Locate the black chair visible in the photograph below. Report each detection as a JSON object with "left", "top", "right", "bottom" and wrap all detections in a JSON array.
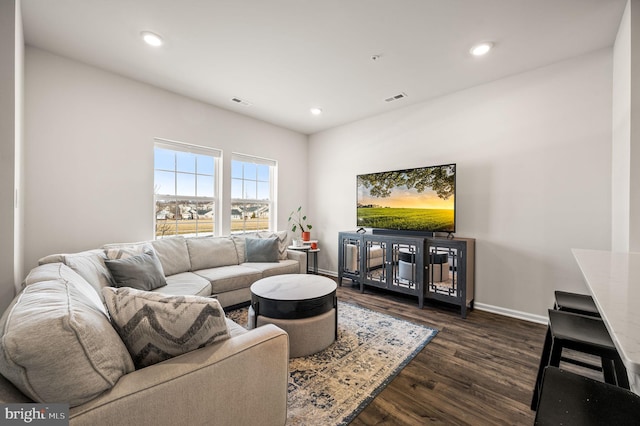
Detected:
[
  {"left": 554, "top": 290, "right": 600, "bottom": 317},
  {"left": 531, "top": 309, "right": 629, "bottom": 410},
  {"left": 535, "top": 366, "right": 640, "bottom": 425}
]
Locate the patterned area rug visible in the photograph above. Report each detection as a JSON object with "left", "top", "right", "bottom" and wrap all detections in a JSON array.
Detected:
[{"left": 226, "top": 301, "right": 438, "bottom": 425}]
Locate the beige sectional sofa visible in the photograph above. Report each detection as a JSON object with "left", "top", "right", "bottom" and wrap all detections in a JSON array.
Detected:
[
  {"left": 40, "top": 233, "right": 306, "bottom": 307},
  {"left": 0, "top": 232, "right": 303, "bottom": 425}
]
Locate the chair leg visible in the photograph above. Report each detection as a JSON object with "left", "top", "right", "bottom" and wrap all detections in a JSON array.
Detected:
[
  {"left": 548, "top": 340, "right": 563, "bottom": 368},
  {"left": 531, "top": 326, "right": 553, "bottom": 410},
  {"left": 614, "top": 357, "right": 630, "bottom": 389},
  {"left": 601, "top": 357, "right": 617, "bottom": 385}
]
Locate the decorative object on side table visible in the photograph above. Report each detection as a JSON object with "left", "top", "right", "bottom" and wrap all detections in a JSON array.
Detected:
[
  {"left": 288, "top": 240, "right": 320, "bottom": 274},
  {"left": 288, "top": 206, "right": 313, "bottom": 241}
]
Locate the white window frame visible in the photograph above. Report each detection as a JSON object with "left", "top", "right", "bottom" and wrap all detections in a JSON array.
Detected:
[
  {"left": 153, "top": 138, "right": 222, "bottom": 238},
  {"left": 230, "top": 153, "right": 277, "bottom": 234}
]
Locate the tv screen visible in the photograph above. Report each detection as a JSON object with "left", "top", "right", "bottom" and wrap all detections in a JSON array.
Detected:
[{"left": 357, "top": 164, "right": 456, "bottom": 233}]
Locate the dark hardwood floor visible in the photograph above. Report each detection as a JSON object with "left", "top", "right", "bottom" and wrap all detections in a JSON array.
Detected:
[{"left": 335, "top": 281, "right": 547, "bottom": 425}]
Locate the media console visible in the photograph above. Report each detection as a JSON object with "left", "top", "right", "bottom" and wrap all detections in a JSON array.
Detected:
[{"left": 337, "top": 231, "right": 475, "bottom": 318}]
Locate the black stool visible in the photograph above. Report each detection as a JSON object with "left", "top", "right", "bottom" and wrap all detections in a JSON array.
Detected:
[
  {"left": 535, "top": 366, "right": 640, "bottom": 425},
  {"left": 554, "top": 291, "right": 600, "bottom": 317},
  {"left": 531, "top": 309, "right": 629, "bottom": 410}
]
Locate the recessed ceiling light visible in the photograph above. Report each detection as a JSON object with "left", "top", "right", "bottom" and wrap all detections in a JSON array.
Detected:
[
  {"left": 470, "top": 42, "right": 493, "bottom": 57},
  {"left": 141, "top": 31, "right": 163, "bottom": 47},
  {"left": 310, "top": 107, "right": 323, "bottom": 115}
]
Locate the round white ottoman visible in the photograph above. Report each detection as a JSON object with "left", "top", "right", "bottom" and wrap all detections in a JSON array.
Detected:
[{"left": 249, "top": 274, "right": 337, "bottom": 358}]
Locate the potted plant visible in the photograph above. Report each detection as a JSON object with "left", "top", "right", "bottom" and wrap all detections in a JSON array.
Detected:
[{"left": 288, "top": 206, "right": 313, "bottom": 241}]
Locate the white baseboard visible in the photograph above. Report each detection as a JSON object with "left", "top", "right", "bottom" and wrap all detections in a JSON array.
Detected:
[
  {"left": 322, "top": 269, "right": 547, "bottom": 324},
  {"left": 317, "top": 269, "right": 337, "bottom": 277},
  {"left": 474, "top": 303, "right": 547, "bottom": 324}
]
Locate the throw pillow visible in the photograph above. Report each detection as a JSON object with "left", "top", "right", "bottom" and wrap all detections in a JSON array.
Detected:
[
  {"left": 231, "top": 232, "right": 258, "bottom": 263},
  {"left": 104, "top": 243, "right": 165, "bottom": 276},
  {"left": 105, "top": 251, "right": 167, "bottom": 291},
  {"left": 258, "top": 231, "right": 290, "bottom": 260},
  {"left": 35, "top": 249, "right": 115, "bottom": 300},
  {"left": 104, "top": 243, "right": 153, "bottom": 259},
  {"left": 245, "top": 237, "right": 279, "bottom": 262},
  {"left": 102, "top": 287, "right": 230, "bottom": 369}
]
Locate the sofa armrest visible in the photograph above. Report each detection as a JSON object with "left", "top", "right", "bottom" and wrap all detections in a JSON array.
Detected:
[
  {"left": 286, "top": 249, "right": 307, "bottom": 274},
  {"left": 69, "top": 324, "right": 289, "bottom": 426}
]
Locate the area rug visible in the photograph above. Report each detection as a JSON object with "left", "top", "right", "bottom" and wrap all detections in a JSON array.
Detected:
[{"left": 226, "top": 301, "right": 438, "bottom": 425}]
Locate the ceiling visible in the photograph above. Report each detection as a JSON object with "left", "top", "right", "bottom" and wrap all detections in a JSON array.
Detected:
[{"left": 21, "top": 0, "right": 627, "bottom": 135}]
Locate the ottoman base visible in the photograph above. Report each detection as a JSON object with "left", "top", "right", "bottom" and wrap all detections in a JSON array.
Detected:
[{"left": 249, "top": 306, "right": 336, "bottom": 358}]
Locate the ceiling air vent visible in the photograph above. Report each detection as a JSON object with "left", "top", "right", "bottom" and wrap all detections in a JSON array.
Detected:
[
  {"left": 384, "top": 92, "right": 407, "bottom": 103},
  {"left": 231, "top": 97, "right": 252, "bottom": 107}
]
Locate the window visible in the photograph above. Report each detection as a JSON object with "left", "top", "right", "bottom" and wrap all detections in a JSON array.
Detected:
[
  {"left": 154, "top": 139, "right": 221, "bottom": 238},
  {"left": 231, "top": 153, "right": 276, "bottom": 233}
]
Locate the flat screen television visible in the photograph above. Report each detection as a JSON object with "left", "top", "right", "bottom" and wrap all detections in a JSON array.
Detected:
[{"left": 357, "top": 163, "right": 456, "bottom": 234}]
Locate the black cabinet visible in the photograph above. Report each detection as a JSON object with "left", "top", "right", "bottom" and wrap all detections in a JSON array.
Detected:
[{"left": 338, "top": 231, "right": 475, "bottom": 318}]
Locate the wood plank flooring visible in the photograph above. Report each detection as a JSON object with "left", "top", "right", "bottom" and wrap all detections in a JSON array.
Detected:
[{"left": 335, "top": 281, "right": 547, "bottom": 425}]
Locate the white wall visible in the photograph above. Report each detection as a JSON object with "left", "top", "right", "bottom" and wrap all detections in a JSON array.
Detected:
[
  {"left": 632, "top": 0, "right": 640, "bottom": 252},
  {"left": 309, "top": 49, "right": 613, "bottom": 318},
  {"left": 0, "top": 0, "right": 23, "bottom": 314},
  {"left": 14, "top": 0, "right": 24, "bottom": 296},
  {"left": 612, "top": 0, "right": 632, "bottom": 252},
  {"left": 612, "top": 0, "right": 640, "bottom": 252},
  {"left": 24, "top": 47, "right": 308, "bottom": 275}
]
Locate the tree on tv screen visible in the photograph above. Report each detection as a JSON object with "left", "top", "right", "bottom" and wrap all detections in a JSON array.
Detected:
[{"left": 358, "top": 165, "right": 455, "bottom": 200}]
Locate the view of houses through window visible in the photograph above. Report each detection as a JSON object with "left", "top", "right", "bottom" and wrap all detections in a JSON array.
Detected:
[
  {"left": 154, "top": 139, "right": 220, "bottom": 238},
  {"left": 231, "top": 154, "right": 276, "bottom": 233}
]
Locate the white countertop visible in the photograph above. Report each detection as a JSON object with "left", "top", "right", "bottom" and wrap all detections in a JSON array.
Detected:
[{"left": 572, "top": 249, "right": 640, "bottom": 391}]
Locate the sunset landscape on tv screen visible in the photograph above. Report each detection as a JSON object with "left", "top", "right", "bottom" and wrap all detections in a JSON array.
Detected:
[{"left": 356, "top": 164, "right": 456, "bottom": 232}]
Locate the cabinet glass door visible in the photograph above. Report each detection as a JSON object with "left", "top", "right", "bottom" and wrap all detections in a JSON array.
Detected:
[
  {"left": 340, "top": 235, "right": 362, "bottom": 275},
  {"left": 390, "top": 242, "right": 420, "bottom": 291},
  {"left": 426, "top": 244, "right": 458, "bottom": 298},
  {"left": 363, "top": 239, "right": 387, "bottom": 286}
]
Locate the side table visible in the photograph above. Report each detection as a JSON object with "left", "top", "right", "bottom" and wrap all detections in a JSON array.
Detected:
[{"left": 287, "top": 245, "right": 320, "bottom": 274}]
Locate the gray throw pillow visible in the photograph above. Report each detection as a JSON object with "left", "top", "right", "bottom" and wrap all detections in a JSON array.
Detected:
[
  {"left": 245, "top": 238, "right": 279, "bottom": 262},
  {"left": 105, "top": 251, "right": 167, "bottom": 291},
  {"left": 102, "top": 287, "right": 230, "bottom": 369},
  {"left": 258, "top": 231, "right": 291, "bottom": 260}
]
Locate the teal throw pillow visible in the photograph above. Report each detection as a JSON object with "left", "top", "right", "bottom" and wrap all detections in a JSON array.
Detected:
[{"left": 245, "top": 238, "right": 279, "bottom": 262}]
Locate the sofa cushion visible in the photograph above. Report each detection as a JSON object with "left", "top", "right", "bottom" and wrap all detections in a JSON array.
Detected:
[
  {"left": 105, "top": 251, "right": 167, "bottom": 291},
  {"left": 195, "top": 265, "right": 262, "bottom": 294},
  {"left": 102, "top": 287, "right": 230, "bottom": 369},
  {"left": 258, "top": 231, "right": 291, "bottom": 260},
  {"left": 0, "top": 263, "right": 134, "bottom": 407},
  {"left": 242, "top": 260, "right": 300, "bottom": 277},
  {"left": 157, "top": 272, "right": 211, "bottom": 297},
  {"left": 245, "top": 238, "right": 279, "bottom": 262},
  {"left": 36, "top": 249, "right": 115, "bottom": 299},
  {"left": 151, "top": 236, "right": 192, "bottom": 276},
  {"left": 186, "top": 237, "right": 239, "bottom": 270}
]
